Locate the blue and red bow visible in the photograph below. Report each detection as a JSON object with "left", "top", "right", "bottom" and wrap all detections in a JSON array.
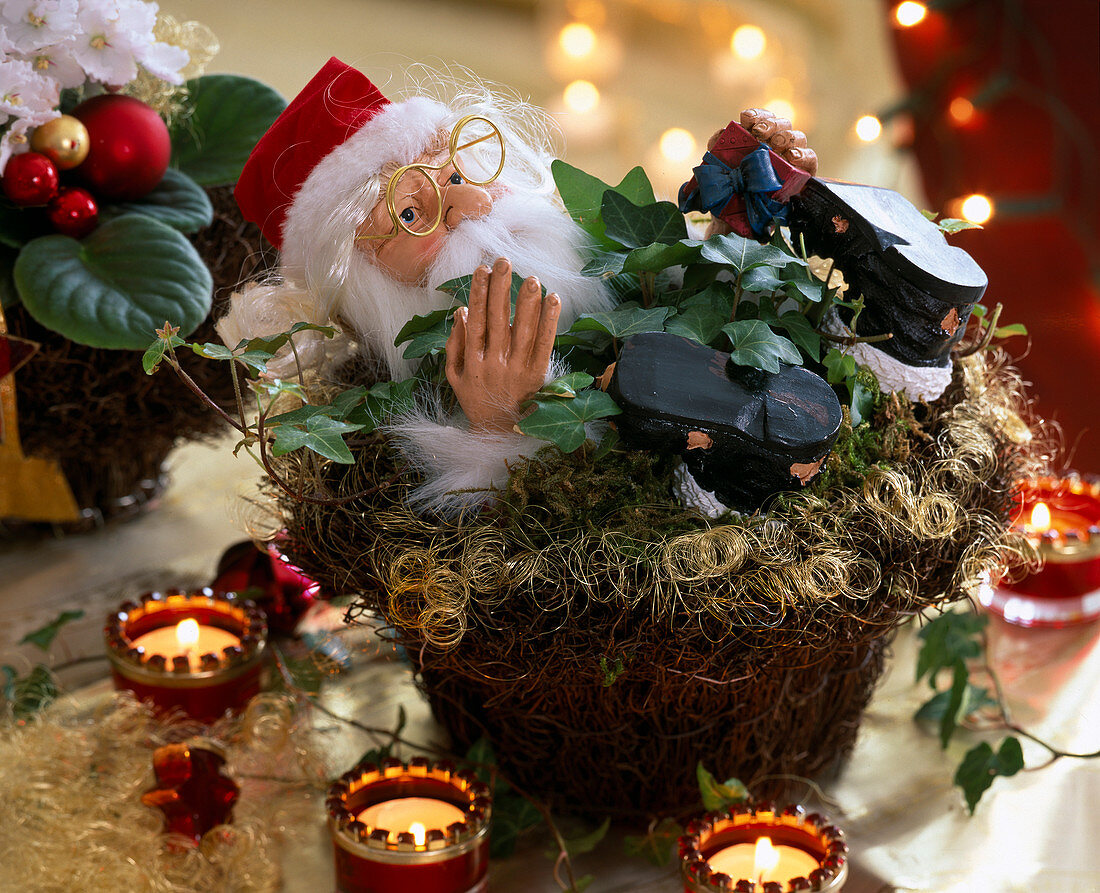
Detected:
[{"left": 679, "top": 146, "right": 789, "bottom": 240}]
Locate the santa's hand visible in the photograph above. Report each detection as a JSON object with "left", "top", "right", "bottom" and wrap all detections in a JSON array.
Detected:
[{"left": 446, "top": 258, "right": 561, "bottom": 433}]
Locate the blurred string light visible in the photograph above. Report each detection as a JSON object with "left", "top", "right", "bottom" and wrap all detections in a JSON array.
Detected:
[
  {"left": 894, "top": 1, "right": 928, "bottom": 27},
  {"left": 559, "top": 22, "right": 597, "bottom": 59},
  {"left": 948, "top": 96, "right": 975, "bottom": 124},
  {"left": 855, "top": 114, "right": 883, "bottom": 142},
  {"left": 959, "top": 193, "right": 994, "bottom": 224},
  {"left": 659, "top": 128, "right": 696, "bottom": 163},
  {"left": 730, "top": 24, "right": 766, "bottom": 60},
  {"left": 563, "top": 79, "right": 600, "bottom": 113}
]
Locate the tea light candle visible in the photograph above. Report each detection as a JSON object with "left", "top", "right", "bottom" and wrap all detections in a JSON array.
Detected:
[
  {"left": 980, "top": 474, "right": 1100, "bottom": 627},
  {"left": 105, "top": 588, "right": 268, "bottom": 722},
  {"left": 680, "top": 801, "right": 848, "bottom": 893},
  {"left": 328, "top": 756, "right": 491, "bottom": 893}
]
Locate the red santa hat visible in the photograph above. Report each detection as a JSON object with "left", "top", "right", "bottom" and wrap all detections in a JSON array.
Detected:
[{"left": 235, "top": 57, "right": 453, "bottom": 264}]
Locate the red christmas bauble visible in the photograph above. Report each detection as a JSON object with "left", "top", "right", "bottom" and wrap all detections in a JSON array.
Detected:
[
  {"left": 71, "top": 94, "right": 171, "bottom": 201},
  {"left": 1, "top": 152, "right": 60, "bottom": 206},
  {"left": 47, "top": 186, "right": 99, "bottom": 238}
]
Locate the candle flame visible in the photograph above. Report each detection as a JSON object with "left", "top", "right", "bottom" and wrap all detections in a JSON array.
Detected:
[
  {"left": 409, "top": 822, "right": 426, "bottom": 846},
  {"left": 754, "top": 836, "right": 780, "bottom": 877},
  {"left": 175, "top": 618, "right": 200, "bottom": 649},
  {"left": 1030, "top": 502, "right": 1051, "bottom": 530}
]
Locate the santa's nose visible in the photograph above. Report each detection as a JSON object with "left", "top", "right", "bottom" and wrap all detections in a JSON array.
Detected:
[{"left": 442, "top": 183, "right": 493, "bottom": 230}]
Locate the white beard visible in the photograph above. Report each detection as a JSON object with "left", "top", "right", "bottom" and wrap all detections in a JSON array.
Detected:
[{"left": 333, "top": 187, "right": 612, "bottom": 380}]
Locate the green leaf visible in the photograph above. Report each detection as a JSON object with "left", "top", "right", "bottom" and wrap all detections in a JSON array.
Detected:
[
  {"left": 601, "top": 191, "right": 687, "bottom": 249},
  {"left": 356, "top": 744, "right": 392, "bottom": 766},
  {"left": 536, "top": 372, "right": 594, "bottom": 399},
  {"left": 850, "top": 378, "right": 875, "bottom": 427},
  {"left": 624, "top": 818, "right": 684, "bottom": 867},
  {"left": 572, "top": 876, "right": 595, "bottom": 893},
  {"left": 19, "top": 609, "right": 84, "bottom": 651},
  {"left": 3, "top": 664, "right": 58, "bottom": 720},
  {"left": 699, "top": 232, "right": 790, "bottom": 275},
  {"left": 171, "top": 75, "right": 287, "bottom": 186},
  {"left": 621, "top": 239, "right": 702, "bottom": 274},
  {"left": 739, "top": 265, "right": 784, "bottom": 294},
  {"left": 551, "top": 160, "right": 655, "bottom": 247},
  {"left": 142, "top": 329, "right": 186, "bottom": 374},
  {"left": 349, "top": 379, "right": 418, "bottom": 431},
  {"left": 993, "top": 323, "right": 1028, "bottom": 338},
  {"left": 99, "top": 168, "right": 213, "bottom": 233},
  {"left": 664, "top": 285, "right": 733, "bottom": 346},
  {"left": 253, "top": 377, "right": 308, "bottom": 404},
  {"left": 518, "top": 389, "right": 622, "bottom": 452},
  {"left": 581, "top": 250, "right": 629, "bottom": 278},
  {"left": 237, "top": 321, "right": 337, "bottom": 356},
  {"left": 954, "top": 737, "right": 1024, "bottom": 814},
  {"left": 777, "top": 261, "right": 827, "bottom": 303},
  {"left": 394, "top": 307, "right": 454, "bottom": 359},
  {"left": 490, "top": 794, "right": 542, "bottom": 858},
  {"left": 774, "top": 310, "right": 821, "bottom": 362},
  {"left": 14, "top": 215, "right": 212, "bottom": 349},
  {"left": 696, "top": 762, "right": 749, "bottom": 811},
  {"left": 823, "top": 349, "right": 857, "bottom": 385},
  {"left": 915, "top": 684, "right": 996, "bottom": 722},
  {"left": 265, "top": 404, "right": 332, "bottom": 428},
  {"left": 722, "top": 319, "right": 803, "bottom": 373},
  {"left": 547, "top": 817, "right": 611, "bottom": 860},
  {"left": 434, "top": 270, "right": 543, "bottom": 308},
  {"left": 936, "top": 217, "right": 983, "bottom": 235},
  {"left": 920, "top": 209, "right": 938, "bottom": 221},
  {"left": 271, "top": 415, "right": 364, "bottom": 464},
  {"left": 591, "top": 425, "right": 620, "bottom": 461},
  {"left": 915, "top": 610, "right": 988, "bottom": 687},
  {"left": 599, "top": 655, "right": 626, "bottom": 687},
  {"left": 194, "top": 341, "right": 275, "bottom": 374},
  {"left": 939, "top": 660, "right": 970, "bottom": 748},
  {"left": 571, "top": 306, "right": 672, "bottom": 340}
]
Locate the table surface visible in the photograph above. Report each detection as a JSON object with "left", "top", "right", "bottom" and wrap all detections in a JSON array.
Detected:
[{"left": 2, "top": 438, "right": 1098, "bottom": 893}]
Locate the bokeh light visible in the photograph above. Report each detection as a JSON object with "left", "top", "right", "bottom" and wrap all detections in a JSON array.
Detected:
[
  {"left": 559, "top": 22, "right": 597, "bottom": 58},
  {"left": 563, "top": 79, "right": 600, "bottom": 114},
  {"left": 960, "top": 193, "right": 994, "bottom": 224},
  {"left": 855, "top": 115, "right": 883, "bottom": 142},
  {"left": 731, "top": 25, "right": 767, "bottom": 60},
  {"left": 659, "top": 128, "right": 697, "bottom": 163},
  {"left": 894, "top": 2, "right": 928, "bottom": 27}
]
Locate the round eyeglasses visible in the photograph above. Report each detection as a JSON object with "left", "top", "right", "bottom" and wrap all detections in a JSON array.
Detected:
[{"left": 357, "top": 114, "right": 506, "bottom": 241}]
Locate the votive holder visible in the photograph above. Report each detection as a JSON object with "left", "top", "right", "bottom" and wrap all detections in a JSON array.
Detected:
[
  {"left": 327, "top": 756, "right": 492, "bottom": 893},
  {"left": 105, "top": 588, "right": 268, "bottom": 722},
  {"left": 679, "top": 802, "right": 848, "bottom": 893}
]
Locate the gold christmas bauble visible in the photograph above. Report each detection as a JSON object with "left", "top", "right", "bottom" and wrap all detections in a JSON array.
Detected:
[{"left": 30, "top": 115, "right": 91, "bottom": 170}]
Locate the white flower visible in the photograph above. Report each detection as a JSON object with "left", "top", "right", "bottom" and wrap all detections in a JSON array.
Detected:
[
  {"left": 17, "top": 41, "right": 86, "bottom": 89},
  {"left": 135, "top": 33, "right": 188, "bottom": 84},
  {"left": 1, "top": 115, "right": 33, "bottom": 173},
  {"left": 0, "top": 0, "right": 79, "bottom": 54},
  {"left": 0, "top": 56, "right": 60, "bottom": 121},
  {"left": 73, "top": 2, "right": 142, "bottom": 85}
]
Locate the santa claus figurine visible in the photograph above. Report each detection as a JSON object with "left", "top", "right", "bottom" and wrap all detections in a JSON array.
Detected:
[{"left": 219, "top": 58, "right": 612, "bottom": 516}]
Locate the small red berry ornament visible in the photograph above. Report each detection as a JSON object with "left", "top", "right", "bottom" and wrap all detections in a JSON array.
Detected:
[
  {"left": 2, "top": 152, "right": 60, "bottom": 206},
  {"left": 72, "top": 94, "right": 171, "bottom": 201},
  {"left": 47, "top": 186, "right": 99, "bottom": 238}
]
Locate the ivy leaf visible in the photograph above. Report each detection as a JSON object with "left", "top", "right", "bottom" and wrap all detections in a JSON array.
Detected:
[
  {"left": 551, "top": 160, "right": 655, "bottom": 247},
  {"left": 142, "top": 329, "right": 187, "bottom": 374},
  {"left": 591, "top": 425, "right": 619, "bottom": 461},
  {"left": 774, "top": 310, "right": 821, "bottom": 362},
  {"left": 739, "top": 265, "right": 784, "bottom": 294},
  {"left": 664, "top": 284, "right": 734, "bottom": 346},
  {"left": 920, "top": 209, "right": 938, "bottom": 221},
  {"left": 699, "top": 232, "right": 790, "bottom": 275},
  {"left": 850, "top": 378, "right": 876, "bottom": 427},
  {"left": 99, "top": 168, "right": 213, "bottom": 233},
  {"left": 394, "top": 307, "right": 454, "bottom": 359},
  {"left": 938, "top": 660, "right": 971, "bottom": 748},
  {"left": 622, "top": 239, "right": 702, "bottom": 274},
  {"left": 535, "top": 372, "right": 594, "bottom": 399},
  {"left": 236, "top": 322, "right": 337, "bottom": 356},
  {"left": 915, "top": 684, "right": 997, "bottom": 722},
  {"left": 994, "top": 323, "right": 1028, "bottom": 338},
  {"left": 915, "top": 610, "right": 988, "bottom": 687},
  {"left": 601, "top": 191, "right": 688, "bottom": 249},
  {"left": 624, "top": 818, "right": 684, "bottom": 867},
  {"left": 518, "top": 389, "right": 622, "bottom": 452},
  {"left": 722, "top": 319, "right": 803, "bottom": 373},
  {"left": 599, "top": 655, "right": 626, "bottom": 687},
  {"left": 778, "top": 261, "right": 827, "bottom": 303},
  {"left": 696, "top": 762, "right": 749, "bottom": 811},
  {"left": 955, "top": 737, "right": 1024, "bottom": 814},
  {"left": 490, "top": 795, "right": 543, "bottom": 858},
  {"left": 14, "top": 215, "right": 212, "bottom": 349},
  {"left": 936, "top": 217, "right": 983, "bottom": 235},
  {"left": 348, "top": 379, "right": 418, "bottom": 431},
  {"left": 2, "top": 664, "right": 58, "bottom": 720},
  {"left": 546, "top": 817, "right": 610, "bottom": 860},
  {"left": 570, "top": 306, "right": 672, "bottom": 340},
  {"left": 356, "top": 744, "right": 392, "bottom": 766},
  {"left": 823, "top": 349, "right": 857, "bottom": 385},
  {"left": 271, "top": 415, "right": 364, "bottom": 463},
  {"left": 265, "top": 404, "right": 332, "bottom": 428},
  {"left": 194, "top": 341, "right": 275, "bottom": 374},
  {"left": 581, "top": 250, "right": 628, "bottom": 278},
  {"left": 170, "top": 74, "right": 287, "bottom": 186},
  {"left": 19, "top": 609, "right": 84, "bottom": 651}
]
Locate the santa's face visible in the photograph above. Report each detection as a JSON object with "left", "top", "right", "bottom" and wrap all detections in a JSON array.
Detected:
[{"left": 354, "top": 151, "right": 495, "bottom": 285}]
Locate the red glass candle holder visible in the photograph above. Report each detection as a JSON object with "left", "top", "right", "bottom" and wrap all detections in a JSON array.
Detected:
[
  {"left": 141, "top": 738, "right": 240, "bottom": 844},
  {"left": 105, "top": 588, "right": 268, "bottom": 722},
  {"left": 679, "top": 802, "right": 848, "bottom": 893},
  {"left": 327, "top": 756, "right": 492, "bottom": 893},
  {"left": 981, "top": 474, "right": 1100, "bottom": 627}
]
